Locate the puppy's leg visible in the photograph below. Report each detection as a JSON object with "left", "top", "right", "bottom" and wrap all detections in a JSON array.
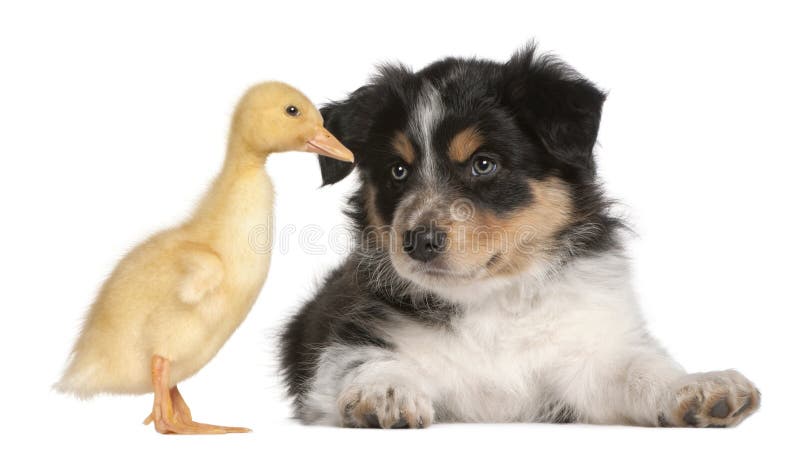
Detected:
[
  {"left": 570, "top": 343, "right": 760, "bottom": 427},
  {"left": 299, "top": 344, "right": 435, "bottom": 428}
]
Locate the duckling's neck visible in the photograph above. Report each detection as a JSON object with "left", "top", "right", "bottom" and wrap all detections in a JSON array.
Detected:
[
  {"left": 222, "top": 135, "right": 270, "bottom": 173},
  {"left": 190, "top": 137, "right": 274, "bottom": 236}
]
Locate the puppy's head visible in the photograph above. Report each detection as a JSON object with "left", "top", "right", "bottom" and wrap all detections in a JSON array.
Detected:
[{"left": 320, "top": 46, "right": 614, "bottom": 292}]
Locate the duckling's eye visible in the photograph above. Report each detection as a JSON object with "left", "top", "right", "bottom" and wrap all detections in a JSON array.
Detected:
[
  {"left": 471, "top": 155, "right": 497, "bottom": 176},
  {"left": 390, "top": 163, "right": 409, "bottom": 181},
  {"left": 285, "top": 105, "right": 300, "bottom": 117}
]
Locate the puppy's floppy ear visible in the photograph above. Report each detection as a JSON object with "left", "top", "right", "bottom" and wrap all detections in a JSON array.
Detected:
[
  {"left": 319, "top": 65, "right": 413, "bottom": 186},
  {"left": 502, "top": 44, "right": 606, "bottom": 174},
  {"left": 318, "top": 101, "right": 356, "bottom": 186},
  {"left": 318, "top": 83, "right": 389, "bottom": 186}
]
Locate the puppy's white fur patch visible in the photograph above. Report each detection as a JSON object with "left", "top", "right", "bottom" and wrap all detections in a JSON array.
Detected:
[
  {"left": 408, "top": 82, "right": 443, "bottom": 184},
  {"left": 300, "top": 252, "right": 693, "bottom": 425}
]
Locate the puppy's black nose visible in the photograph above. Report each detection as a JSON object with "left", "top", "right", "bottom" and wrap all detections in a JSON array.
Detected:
[{"left": 402, "top": 225, "right": 447, "bottom": 262}]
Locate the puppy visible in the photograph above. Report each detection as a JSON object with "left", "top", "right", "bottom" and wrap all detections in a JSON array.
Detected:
[{"left": 279, "top": 45, "right": 760, "bottom": 428}]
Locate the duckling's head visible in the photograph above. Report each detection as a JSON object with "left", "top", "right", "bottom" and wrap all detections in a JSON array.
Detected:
[{"left": 230, "top": 81, "right": 353, "bottom": 162}]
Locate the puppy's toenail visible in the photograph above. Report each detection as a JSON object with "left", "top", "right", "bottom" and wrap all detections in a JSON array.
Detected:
[
  {"left": 364, "top": 413, "right": 380, "bottom": 428},
  {"left": 710, "top": 399, "right": 730, "bottom": 418},
  {"left": 683, "top": 408, "right": 699, "bottom": 426},
  {"left": 733, "top": 397, "right": 752, "bottom": 417},
  {"left": 391, "top": 417, "right": 409, "bottom": 428}
]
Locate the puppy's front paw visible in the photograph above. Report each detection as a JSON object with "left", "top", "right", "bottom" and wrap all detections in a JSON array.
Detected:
[
  {"left": 337, "top": 383, "right": 434, "bottom": 429},
  {"left": 663, "top": 370, "right": 760, "bottom": 428}
]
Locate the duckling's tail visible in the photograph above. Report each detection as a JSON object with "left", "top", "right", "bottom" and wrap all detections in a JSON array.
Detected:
[{"left": 54, "top": 358, "right": 102, "bottom": 399}]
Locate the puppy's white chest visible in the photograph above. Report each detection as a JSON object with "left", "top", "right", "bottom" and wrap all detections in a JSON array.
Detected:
[{"left": 390, "top": 303, "right": 561, "bottom": 421}]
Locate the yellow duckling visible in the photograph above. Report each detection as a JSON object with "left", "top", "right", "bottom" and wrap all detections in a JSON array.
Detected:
[{"left": 56, "top": 82, "right": 353, "bottom": 434}]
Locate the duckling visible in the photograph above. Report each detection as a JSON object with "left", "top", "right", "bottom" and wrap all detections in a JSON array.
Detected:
[{"left": 56, "top": 81, "right": 353, "bottom": 434}]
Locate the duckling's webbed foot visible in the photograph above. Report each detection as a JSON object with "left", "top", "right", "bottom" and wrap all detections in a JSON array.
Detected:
[{"left": 144, "top": 355, "right": 251, "bottom": 435}]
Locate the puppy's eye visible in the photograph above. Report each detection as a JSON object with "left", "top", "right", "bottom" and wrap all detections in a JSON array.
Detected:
[
  {"left": 390, "top": 163, "right": 409, "bottom": 181},
  {"left": 471, "top": 155, "right": 497, "bottom": 176},
  {"left": 285, "top": 105, "right": 300, "bottom": 117}
]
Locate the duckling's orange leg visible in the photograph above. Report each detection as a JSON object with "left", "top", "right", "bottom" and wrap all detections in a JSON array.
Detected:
[
  {"left": 143, "top": 355, "right": 251, "bottom": 434},
  {"left": 142, "top": 387, "right": 191, "bottom": 425}
]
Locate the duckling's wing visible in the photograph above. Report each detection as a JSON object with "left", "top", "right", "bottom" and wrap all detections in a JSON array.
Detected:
[{"left": 177, "top": 242, "right": 224, "bottom": 304}]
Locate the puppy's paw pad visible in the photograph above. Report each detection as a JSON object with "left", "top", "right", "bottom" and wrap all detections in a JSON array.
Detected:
[
  {"left": 666, "top": 370, "right": 760, "bottom": 428},
  {"left": 337, "top": 384, "right": 434, "bottom": 429},
  {"left": 709, "top": 399, "right": 730, "bottom": 418}
]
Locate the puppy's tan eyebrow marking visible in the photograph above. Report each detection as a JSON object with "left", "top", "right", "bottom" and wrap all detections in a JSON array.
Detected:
[
  {"left": 448, "top": 126, "right": 484, "bottom": 163},
  {"left": 392, "top": 132, "right": 415, "bottom": 164}
]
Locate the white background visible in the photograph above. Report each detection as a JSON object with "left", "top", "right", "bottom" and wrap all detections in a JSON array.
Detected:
[{"left": 1, "top": 1, "right": 798, "bottom": 449}]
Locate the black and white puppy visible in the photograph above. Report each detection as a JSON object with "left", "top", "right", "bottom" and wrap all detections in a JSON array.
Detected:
[{"left": 279, "top": 45, "right": 760, "bottom": 428}]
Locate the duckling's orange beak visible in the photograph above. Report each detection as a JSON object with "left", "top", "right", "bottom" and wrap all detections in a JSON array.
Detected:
[{"left": 304, "top": 127, "right": 354, "bottom": 163}]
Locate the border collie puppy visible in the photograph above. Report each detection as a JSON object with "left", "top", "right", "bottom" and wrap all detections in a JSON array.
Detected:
[{"left": 279, "top": 45, "right": 760, "bottom": 428}]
